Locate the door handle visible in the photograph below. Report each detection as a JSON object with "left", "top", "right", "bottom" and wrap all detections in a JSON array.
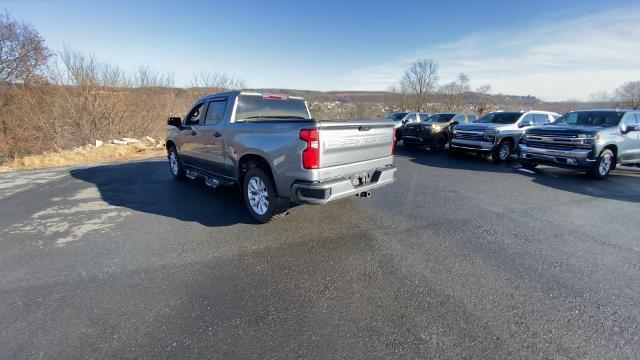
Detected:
[{"left": 213, "top": 132, "right": 221, "bottom": 138}]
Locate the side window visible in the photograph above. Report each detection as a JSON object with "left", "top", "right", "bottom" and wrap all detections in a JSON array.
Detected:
[
  {"left": 451, "top": 114, "right": 465, "bottom": 123},
  {"left": 468, "top": 115, "right": 477, "bottom": 123},
  {"left": 204, "top": 99, "right": 228, "bottom": 126},
  {"left": 404, "top": 113, "right": 417, "bottom": 123},
  {"left": 533, "top": 114, "right": 549, "bottom": 126},
  {"left": 185, "top": 103, "right": 204, "bottom": 126},
  {"left": 623, "top": 113, "right": 637, "bottom": 127},
  {"left": 635, "top": 113, "right": 640, "bottom": 124},
  {"left": 419, "top": 113, "right": 430, "bottom": 121},
  {"left": 521, "top": 114, "right": 535, "bottom": 126}
]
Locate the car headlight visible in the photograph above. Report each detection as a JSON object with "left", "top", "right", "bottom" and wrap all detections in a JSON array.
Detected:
[
  {"left": 577, "top": 133, "right": 599, "bottom": 140},
  {"left": 485, "top": 129, "right": 499, "bottom": 135},
  {"left": 432, "top": 125, "right": 442, "bottom": 132}
]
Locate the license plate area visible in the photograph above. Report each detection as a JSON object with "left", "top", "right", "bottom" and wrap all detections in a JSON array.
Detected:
[{"left": 352, "top": 171, "right": 372, "bottom": 186}]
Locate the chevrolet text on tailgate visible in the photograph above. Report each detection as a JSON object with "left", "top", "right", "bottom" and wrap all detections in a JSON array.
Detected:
[{"left": 166, "top": 91, "right": 397, "bottom": 223}]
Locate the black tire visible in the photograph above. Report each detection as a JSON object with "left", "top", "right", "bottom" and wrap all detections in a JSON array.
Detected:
[
  {"left": 587, "top": 149, "right": 614, "bottom": 179},
  {"left": 520, "top": 162, "right": 538, "bottom": 171},
  {"left": 167, "top": 145, "right": 186, "bottom": 180},
  {"left": 430, "top": 136, "right": 447, "bottom": 153},
  {"left": 492, "top": 140, "right": 513, "bottom": 163},
  {"left": 243, "top": 167, "right": 290, "bottom": 223}
]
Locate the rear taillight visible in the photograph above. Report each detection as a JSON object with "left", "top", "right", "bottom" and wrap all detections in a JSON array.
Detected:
[
  {"left": 300, "top": 129, "right": 320, "bottom": 169},
  {"left": 391, "top": 129, "right": 396, "bottom": 155}
]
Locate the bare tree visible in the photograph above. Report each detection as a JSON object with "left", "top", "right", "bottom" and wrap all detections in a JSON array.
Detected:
[
  {"left": 133, "top": 65, "right": 174, "bottom": 88},
  {"left": 471, "top": 84, "right": 495, "bottom": 116},
  {"left": 0, "top": 12, "right": 52, "bottom": 157},
  {"left": 589, "top": 91, "right": 611, "bottom": 103},
  {"left": 398, "top": 59, "right": 439, "bottom": 111},
  {"left": 439, "top": 72, "right": 470, "bottom": 112},
  {"left": 0, "top": 11, "right": 52, "bottom": 84},
  {"left": 615, "top": 81, "right": 640, "bottom": 109}
]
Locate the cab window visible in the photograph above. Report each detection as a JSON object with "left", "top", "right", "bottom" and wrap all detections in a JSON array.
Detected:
[
  {"left": 185, "top": 103, "right": 204, "bottom": 126},
  {"left": 521, "top": 114, "right": 535, "bottom": 125},
  {"left": 204, "top": 99, "right": 228, "bottom": 126},
  {"left": 404, "top": 113, "right": 417, "bottom": 123},
  {"left": 533, "top": 114, "right": 550, "bottom": 126},
  {"left": 451, "top": 114, "right": 466, "bottom": 124},
  {"left": 623, "top": 113, "right": 637, "bottom": 127}
]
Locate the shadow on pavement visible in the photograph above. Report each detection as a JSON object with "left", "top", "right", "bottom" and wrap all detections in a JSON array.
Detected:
[
  {"left": 70, "top": 160, "right": 254, "bottom": 226},
  {"left": 396, "top": 144, "right": 640, "bottom": 204}
]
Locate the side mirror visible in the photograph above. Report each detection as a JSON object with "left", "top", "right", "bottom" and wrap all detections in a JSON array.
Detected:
[
  {"left": 168, "top": 116, "right": 182, "bottom": 127},
  {"left": 451, "top": 121, "right": 459, "bottom": 126},
  {"left": 519, "top": 119, "right": 533, "bottom": 128},
  {"left": 401, "top": 119, "right": 408, "bottom": 124}
]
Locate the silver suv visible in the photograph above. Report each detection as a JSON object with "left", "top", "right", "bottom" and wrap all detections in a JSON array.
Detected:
[{"left": 450, "top": 110, "right": 559, "bottom": 162}]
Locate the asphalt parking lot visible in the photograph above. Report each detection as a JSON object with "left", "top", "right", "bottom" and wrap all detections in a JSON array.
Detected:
[{"left": 1, "top": 147, "right": 639, "bottom": 359}]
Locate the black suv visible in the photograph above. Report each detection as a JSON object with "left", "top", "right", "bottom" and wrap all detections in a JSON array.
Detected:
[{"left": 402, "top": 113, "right": 477, "bottom": 152}]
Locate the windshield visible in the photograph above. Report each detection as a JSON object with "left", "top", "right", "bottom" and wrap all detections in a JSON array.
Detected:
[
  {"left": 552, "top": 111, "right": 624, "bottom": 127},
  {"left": 425, "top": 114, "right": 455, "bottom": 123},
  {"left": 385, "top": 112, "right": 408, "bottom": 121},
  {"left": 476, "top": 112, "right": 523, "bottom": 124},
  {"left": 235, "top": 95, "right": 310, "bottom": 121}
]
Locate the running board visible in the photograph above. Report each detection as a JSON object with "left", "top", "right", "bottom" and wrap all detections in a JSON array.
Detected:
[{"left": 185, "top": 169, "right": 233, "bottom": 188}]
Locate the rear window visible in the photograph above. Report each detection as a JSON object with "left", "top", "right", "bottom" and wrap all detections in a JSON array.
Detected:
[{"left": 234, "top": 95, "right": 310, "bottom": 121}]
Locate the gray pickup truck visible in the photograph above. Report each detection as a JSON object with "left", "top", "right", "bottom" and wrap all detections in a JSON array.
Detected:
[
  {"left": 451, "top": 110, "right": 559, "bottom": 162},
  {"left": 519, "top": 109, "right": 640, "bottom": 178},
  {"left": 166, "top": 91, "right": 397, "bottom": 222}
]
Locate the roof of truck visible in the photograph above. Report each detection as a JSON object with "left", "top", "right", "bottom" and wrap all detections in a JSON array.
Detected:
[{"left": 197, "top": 90, "right": 305, "bottom": 102}]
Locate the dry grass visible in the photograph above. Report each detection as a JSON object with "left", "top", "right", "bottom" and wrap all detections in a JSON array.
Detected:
[{"left": 0, "top": 141, "right": 166, "bottom": 172}]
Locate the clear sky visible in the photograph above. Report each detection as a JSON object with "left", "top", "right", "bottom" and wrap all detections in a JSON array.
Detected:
[{"left": 4, "top": 0, "right": 640, "bottom": 101}]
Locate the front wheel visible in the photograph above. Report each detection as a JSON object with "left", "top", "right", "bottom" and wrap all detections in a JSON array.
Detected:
[
  {"left": 243, "top": 167, "right": 289, "bottom": 223},
  {"left": 167, "top": 146, "right": 186, "bottom": 180},
  {"left": 492, "top": 140, "right": 513, "bottom": 163},
  {"left": 587, "top": 149, "right": 614, "bottom": 179},
  {"left": 520, "top": 162, "right": 538, "bottom": 171},
  {"left": 430, "top": 136, "right": 447, "bottom": 153}
]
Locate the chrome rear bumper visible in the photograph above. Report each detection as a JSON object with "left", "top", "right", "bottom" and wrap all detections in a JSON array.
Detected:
[{"left": 290, "top": 166, "right": 397, "bottom": 205}]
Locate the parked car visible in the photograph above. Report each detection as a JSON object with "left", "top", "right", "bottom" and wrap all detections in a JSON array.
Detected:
[
  {"left": 385, "top": 112, "right": 432, "bottom": 143},
  {"left": 519, "top": 109, "right": 640, "bottom": 178},
  {"left": 167, "top": 91, "right": 397, "bottom": 222},
  {"left": 402, "top": 113, "right": 477, "bottom": 152},
  {"left": 450, "top": 110, "right": 560, "bottom": 162}
]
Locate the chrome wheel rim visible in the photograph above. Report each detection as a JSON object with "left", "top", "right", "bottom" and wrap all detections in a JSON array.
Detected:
[
  {"left": 500, "top": 144, "right": 511, "bottom": 160},
  {"left": 247, "top": 176, "right": 269, "bottom": 215},
  {"left": 599, "top": 154, "right": 612, "bottom": 175},
  {"left": 169, "top": 152, "right": 178, "bottom": 175}
]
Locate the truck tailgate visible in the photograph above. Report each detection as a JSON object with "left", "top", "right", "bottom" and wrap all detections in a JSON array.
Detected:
[{"left": 318, "top": 121, "right": 394, "bottom": 168}]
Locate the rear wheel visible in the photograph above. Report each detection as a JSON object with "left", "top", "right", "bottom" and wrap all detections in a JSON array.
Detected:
[
  {"left": 243, "top": 167, "right": 289, "bottom": 223},
  {"left": 492, "top": 140, "right": 513, "bottom": 163},
  {"left": 587, "top": 149, "right": 614, "bottom": 179}
]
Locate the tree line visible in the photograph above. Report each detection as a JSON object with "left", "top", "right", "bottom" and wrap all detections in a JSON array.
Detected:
[
  {"left": 0, "top": 12, "right": 245, "bottom": 159},
  {"left": 1, "top": 12, "right": 639, "bottom": 159}
]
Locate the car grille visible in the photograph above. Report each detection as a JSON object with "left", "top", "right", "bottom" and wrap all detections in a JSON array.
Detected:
[
  {"left": 525, "top": 133, "right": 592, "bottom": 150},
  {"left": 525, "top": 142, "right": 576, "bottom": 150},
  {"left": 453, "top": 132, "right": 485, "bottom": 141},
  {"left": 403, "top": 128, "right": 420, "bottom": 137}
]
